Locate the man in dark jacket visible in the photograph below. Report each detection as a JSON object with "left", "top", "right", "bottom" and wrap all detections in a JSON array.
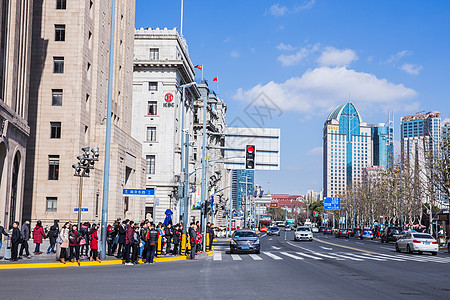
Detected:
[
  {"left": 207, "top": 223, "right": 215, "bottom": 251},
  {"left": 124, "top": 220, "right": 134, "bottom": 265},
  {"left": 11, "top": 221, "right": 21, "bottom": 261},
  {"left": 19, "top": 220, "right": 31, "bottom": 258},
  {"left": 164, "top": 224, "right": 173, "bottom": 255},
  {"left": 116, "top": 220, "right": 127, "bottom": 258},
  {"left": 0, "top": 221, "right": 10, "bottom": 259},
  {"left": 172, "top": 224, "right": 181, "bottom": 255},
  {"left": 146, "top": 223, "right": 159, "bottom": 263},
  {"left": 189, "top": 223, "right": 197, "bottom": 259}
]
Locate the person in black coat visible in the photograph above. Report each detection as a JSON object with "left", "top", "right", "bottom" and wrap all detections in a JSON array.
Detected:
[
  {"left": 164, "top": 224, "right": 173, "bottom": 255},
  {"left": 46, "top": 220, "right": 59, "bottom": 254},
  {"left": 172, "top": 224, "right": 181, "bottom": 255},
  {"left": 11, "top": 222, "right": 21, "bottom": 261},
  {"left": 188, "top": 223, "right": 197, "bottom": 259},
  {"left": 116, "top": 220, "right": 127, "bottom": 258}
]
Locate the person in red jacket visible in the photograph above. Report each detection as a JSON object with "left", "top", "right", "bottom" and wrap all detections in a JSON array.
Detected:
[
  {"left": 124, "top": 220, "right": 134, "bottom": 265},
  {"left": 89, "top": 223, "right": 100, "bottom": 262},
  {"left": 33, "top": 221, "right": 46, "bottom": 255}
]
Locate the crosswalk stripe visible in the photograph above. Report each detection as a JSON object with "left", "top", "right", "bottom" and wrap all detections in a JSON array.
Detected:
[
  {"left": 280, "top": 252, "right": 304, "bottom": 260},
  {"left": 329, "top": 253, "right": 364, "bottom": 261},
  {"left": 295, "top": 252, "right": 323, "bottom": 260},
  {"left": 231, "top": 254, "right": 242, "bottom": 261},
  {"left": 345, "top": 253, "right": 385, "bottom": 261},
  {"left": 249, "top": 254, "right": 263, "bottom": 261},
  {"left": 263, "top": 252, "right": 283, "bottom": 260},
  {"left": 396, "top": 255, "right": 450, "bottom": 263},
  {"left": 213, "top": 252, "right": 222, "bottom": 261},
  {"left": 360, "top": 253, "right": 405, "bottom": 262},
  {"left": 313, "top": 252, "right": 345, "bottom": 260}
]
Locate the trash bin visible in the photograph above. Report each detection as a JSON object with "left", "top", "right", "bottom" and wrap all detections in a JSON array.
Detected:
[{"left": 4, "top": 237, "right": 11, "bottom": 260}]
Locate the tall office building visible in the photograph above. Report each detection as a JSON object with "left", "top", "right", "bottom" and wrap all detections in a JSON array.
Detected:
[
  {"left": 442, "top": 121, "right": 450, "bottom": 143},
  {"left": 24, "top": 1, "right": 144, "bottom": 225},
  {"left": 323, "top": 103, "right": 372, "bottom": 198},
  {"left": 0, "top": 1, "right": 33, "bottom": 229},
  {"left": 370, "top": 122, "right": 394, "bottom": 169},
  {"left": 231, "top": 169, "right": 254, "bottom": 212}
]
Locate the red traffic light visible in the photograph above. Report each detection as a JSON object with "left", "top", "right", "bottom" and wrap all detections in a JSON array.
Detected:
[{"left": 247, "top": 146, "right": 254, "bottom": 153}]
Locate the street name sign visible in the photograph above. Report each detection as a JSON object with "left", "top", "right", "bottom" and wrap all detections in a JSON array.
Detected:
[
  {"left": 324, "top": 197, "right": 340, "bottom": 210},
  {"left": 123, "top": 189, "right": 155, "bottom": 196}
]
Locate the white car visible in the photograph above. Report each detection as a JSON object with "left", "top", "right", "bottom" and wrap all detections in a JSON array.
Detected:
[
  {"left": 294, "top": 226, "right": 313, "bottom": 241},
  {"left": 311, "top": 227, "right": 319, "bottom": 233},
  {"left": 395, "top": 232, "right": 438, "bottom": 255}
]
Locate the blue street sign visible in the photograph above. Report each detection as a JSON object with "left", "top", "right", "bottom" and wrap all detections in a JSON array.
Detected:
[
  {"left": 324, "top": 197, "right": 341, "bottom": 210},
  {"left": 210, "top": 195, "right": 214, "bottom": 210},
  {"left": 74, "top": 208, "right": 88, "bottom": 212},
  {"left": 123, "top": 189, "right": 154, "bottom": 196}
]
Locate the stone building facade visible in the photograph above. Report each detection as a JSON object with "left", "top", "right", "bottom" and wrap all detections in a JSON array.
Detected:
[
  {"left": 24, "top": 0, "right": 145, "bottom": 226},
  {"left": 0, "top": 0, "right": 33, "bottom": 229}
]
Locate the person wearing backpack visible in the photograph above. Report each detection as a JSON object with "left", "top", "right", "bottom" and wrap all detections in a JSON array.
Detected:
[
  {"left": 10, "top": 221, "right": 21, "bottom": 262},
  {"left": 32, "top": 221, "right": 46, "bottom": 255},
  {"left": 140, "top": 222, "right": 149, "bottom": 259},
  {"left": 19, "top": 220, "right": 31, "bottom": 259},
  {"left": 146, "top": 223, "right": 158, "bottom": 264},
  {"left": 46, "top": 220, "right": 59, "bottom": 254}
]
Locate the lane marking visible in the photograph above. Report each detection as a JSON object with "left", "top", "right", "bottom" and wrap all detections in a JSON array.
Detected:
[
  {"left": 320, "top": 246, "right": 333, "bottom": 251},
  {"left": 355, "top": 242, "right": 364, "bottom": 245},
  {"left": 380, "top": 246, "right": 393, "bottom": 250},
  {"left": 268, "top": 238, "right": 273, "bottom": 241},
  {"left": 329, "top": 253, "right": 364, "bottom": 261},
  {"left": 314, "top": 237, "right": 374, "bottom": 254},
  {"left": 313, "top": 252, "right": 345, "bottom": 260},
  {"left": 249, "top": 254, "right": 263, "bottom": 261},
  {"left": 259, "top": 234, "right": 267, "bottom": 238},
  {"left": 263, "top": 252, "right": 283, "bottom": 260},
  {"left": 280, "top": 252, "right": 304, "bottom": 260},
  {"left": 271, "top": 246, "right": 281, "bottom": 250},
  {"left": 345, "top": 253, "right": 385, "bottom": 261},
  {"left": 360, "top": 253, "right": 405, "bottom": 262},
  {"left": 213, "top": 252, "right": 222, "bottom": 261},
  {"left": 231, "top": 254, "right": 242, "bottom": 261},
  {"left": 295, "top": 252, "right": 323, "bottom": 260}
]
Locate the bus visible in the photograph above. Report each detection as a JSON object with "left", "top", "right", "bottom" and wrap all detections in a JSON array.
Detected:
[
  {"left": 285, "top": 219, "right": 295, "bottom": 230},
  {"left": 259, "top": 215, "right": 272, "bottom": 232}
]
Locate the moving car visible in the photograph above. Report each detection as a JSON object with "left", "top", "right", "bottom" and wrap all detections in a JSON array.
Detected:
[
  {"left": 381, "top": 227, "right": 402, "bottom": 243},
  {"left": 294, "top": 226, "right": 313, "bottom": 241},
  {"left": 319, "top": 226, "right": 325, "bottom": 233},
  {"left": 360, "top": 228, "right": 373, "bottom": 240},
  {"left": 395, "top": 232, "right": 438, "bottom": 255},
  {"left": 350, "top": 228, "right": 362, "bottom": 238},
  {"left": 311, "top": 227, "right": 319, "bottom": 233},
  {"left": 267, "top": 226, "right": 281, "bottom": 236},
  {"left": 335, "top": 228, "right": 349, "bottom": 239},
  {"left": 323, "top": 227, "right": 333, "bottom": 235},
  {"left": 230, "top": 229, "right": 260, "bottom": 254}
]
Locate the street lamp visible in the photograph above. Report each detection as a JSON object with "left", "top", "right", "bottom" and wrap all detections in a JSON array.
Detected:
[{"left": 72, "top": 147, "right": 99, "bottom": 230}]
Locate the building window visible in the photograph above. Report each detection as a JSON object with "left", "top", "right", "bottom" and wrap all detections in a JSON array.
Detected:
[
  {"left": 55, "top": 25, "right": 65, "bottom": 41},
  {"left": 56, "top": 0, "right": 66, "bottom": 9},
  {"left": 149, "top": 48, "right": 159, "bottom": 60},
  {"left": 50, "top": 122, "right": 61, "bottom": 139},
  {"left": 52, "top": 89, "right": 63, "bottom": 106},
  {"left": 53, "top": 57, "right": 64, "bottom": 73},
  {"left": 48, "top": 155, "right": 60, "bottom": 180},
  {"left": 46, "top": 197, "right": 57, "bottom": 212},
  {"left": 146, "top": 155, "right": 155, "bottom": 175},
  {"left": 148, "top": 82, "right": 158, "bottom": 91},
  {"left": 147, "top": 101, "right": 157, "bottom": 115},
  {"left": 146, "top": 127, "right": 156, "bottom": 142}
]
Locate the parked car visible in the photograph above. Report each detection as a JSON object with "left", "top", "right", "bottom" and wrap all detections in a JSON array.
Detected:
[
  {"left": 230, "top": 229, "right": 260, "bottom": 254},
  {"left": 267, "top": 226, "right": 281, "bottom": 236},
  {"left": 311, "top": 227, "right": 319, "bottom": 233},
  {"left": 350, "top": 228, "right": 362, "bottom": 238},
  {"left": 395, "top": 232, "right": 438, "bottom": 255},
  {"left": 323, "top": 227, "right": 333, "bottom": 235},
  {"left": 335, "top": 228, "right": 350, "bottom": 239},
  {"left": 319, "top": 226, "right": 326, "bottom": 233},
  {"left": 360, "top": 228, "right": 373, "bottom": 240},
  {"left": 294, "top": 226, "right": 313, "bottom": 241},
  {"left": 381, "top": 227, "right": 402, "bottom": 243}
]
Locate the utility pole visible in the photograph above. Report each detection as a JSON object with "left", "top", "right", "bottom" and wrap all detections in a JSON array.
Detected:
[
  {"left": 201, "top": 95, "right": 208, "bottom": 252},
  {"left": 183, "top": 132, "right": 190, "bottom": 235}
]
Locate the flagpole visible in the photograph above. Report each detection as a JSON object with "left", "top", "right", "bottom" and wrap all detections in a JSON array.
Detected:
[
  {"left": 180, "top": 0, "right": 184, "bottom": 36},
  {"left": 202, "top": 67, "right": 204, "bottom": 82}
]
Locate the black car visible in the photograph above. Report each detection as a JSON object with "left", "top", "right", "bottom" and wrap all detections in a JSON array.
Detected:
[
  {"left": 323, "top": 227, "right": 333, "bottom": 235},
  {"left": 319, "top": 226, "right": 326, "bottom": 233},
  {"left": 230, "top": 229, "right": 260, "bottom": 254},
  {"left": 381, "top": 227, "right": 402, "bottom": 243},
  {"left": 335, "top": 228, "right": 349, "bottom": 239},
  {"left": 267, "top": 226, "right": 281, "bottom": 236},
  {"left": 350, "top": 228, "right": 362, "bottom": 238}
]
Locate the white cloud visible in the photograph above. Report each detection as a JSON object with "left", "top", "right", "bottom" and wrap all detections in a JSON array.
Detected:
[
  {"left": 276, "top": 43, "right": 296, "bottom": 51},
  {"left": 386, "top": 50, "right": 412, "bottom": 63},
  {"left": 230, "top": 50, "right": 240, "bottom": 58},
  {"left": 317, "top": 47, "right": 358, "bottom": 67},
  {"left": 308, "top": 146, "right": 323, "bottom": 156},
  {"left": 234, "top": 66, "right": 417, "bottom": 116},
  {"left": 294, "top": 0, "right": 316, "bottom": 11},
  {"left": 268, "top": 4, "right": 288, "bottom": 17},
  {"left": 401, "top": 63, "right": 423, "bottom": 75},
  {"left": 277, "top": 44, "right": 319, "bottom": 66}
]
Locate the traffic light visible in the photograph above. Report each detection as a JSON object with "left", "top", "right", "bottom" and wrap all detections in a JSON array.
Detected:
[{"left": 245, "top": 145, "right": 255, "bottom": 169}]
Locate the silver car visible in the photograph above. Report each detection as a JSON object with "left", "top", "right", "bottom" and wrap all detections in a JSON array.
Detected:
[
  {"left": 395, "top": 232, "right": 438, "bottom": 255},
  {"left": 294, "top": 226, "right": 313, "bottom": 241}
]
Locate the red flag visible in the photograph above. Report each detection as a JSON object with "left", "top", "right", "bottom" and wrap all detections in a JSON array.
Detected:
[
  {"left": 194, "top": 65, "right": 203, "bottom": 70},
  {"left": 213, "top": 77, "right": 218, "bottom": 81}
]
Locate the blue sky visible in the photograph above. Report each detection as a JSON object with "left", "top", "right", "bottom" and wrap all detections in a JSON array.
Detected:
[{"left": 136, "top": 0, "right": 450, "bottom": 195}]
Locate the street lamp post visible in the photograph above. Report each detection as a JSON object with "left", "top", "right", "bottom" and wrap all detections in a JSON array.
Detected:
[{"left": 72, "top": 147, "right": 99, "bottom": 230}]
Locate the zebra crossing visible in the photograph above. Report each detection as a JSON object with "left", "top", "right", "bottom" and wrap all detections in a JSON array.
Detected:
[{"left": 210, "top": 250, "right": 450, "bottom": 264}]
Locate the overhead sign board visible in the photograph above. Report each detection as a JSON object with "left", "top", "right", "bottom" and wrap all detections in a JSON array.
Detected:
[
  {"left": 324, "top": 197, "right": 340, "bottom": 210},
  {"left": 123, "top": 189, "right": 154, "bottom": 196}
]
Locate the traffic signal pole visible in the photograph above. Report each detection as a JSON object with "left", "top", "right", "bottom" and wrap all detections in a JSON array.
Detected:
[{"left": 201, "top": 95, "right": 208, "bottom": 252}]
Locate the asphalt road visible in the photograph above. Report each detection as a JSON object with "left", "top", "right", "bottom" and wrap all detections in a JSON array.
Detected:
[{"left": 1, "top": 230, "right": 450, "bottom": 300}]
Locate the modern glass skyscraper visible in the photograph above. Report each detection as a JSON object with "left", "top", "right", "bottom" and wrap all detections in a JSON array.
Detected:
[
  {"left": 370, "top": 123, "right": 394, "bottom": 169},
  {"left": 323, "top": 103, "right": 372, "bottom": 198},
  {"left": 231, "top": 169, "right": 254, "bottom": 212}
]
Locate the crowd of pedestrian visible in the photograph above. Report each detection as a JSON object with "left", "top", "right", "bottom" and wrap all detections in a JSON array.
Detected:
[{"left": 0, "top": 219, "right": 216, "bottom": 265}]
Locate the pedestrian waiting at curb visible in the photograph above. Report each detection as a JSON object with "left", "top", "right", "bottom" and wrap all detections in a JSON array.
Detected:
[
  {"left": 46, "top": 220, "right": 59, "bottom": 254},
  {"left": 0, "top": 221, "right": 10, "bottom": 259},
  {"left": 89, "top": 223, "right": 100, "bottom": 262},
  {"left": 10, "top": 221, "right": 21, "bottom": 262},
  {"left": 189, "top": 223, "right": 197, "bottom": 260},
  {"left": 68, "top": 224, "right": 81, "bottom": 265},
  {"left": 145, "top": 223, "right": 158, "bottom": 264},
  {"left": 19, "top": 220, "right": 31, "bottom": 259},
  {"left": 59, "top": 222, "right": 70, "bottom": 264},
  {"left": 32, "top": 221, "right": 46, "bottom": 255}
]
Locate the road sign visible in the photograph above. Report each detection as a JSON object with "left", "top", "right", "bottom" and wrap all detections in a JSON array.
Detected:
[
  {"left": 123, "top": 189, "right": 154, "bottom": 196},
  {"left": 164, "top": 93, "right": 173, "bottom": 102},
  {"left": 324, "top": 197, "right": 340, "bottom": 210},
  {"left": 269, "top": 201, "right": 278, "bottom": 208},
  {"left": 74, "top": 208, "right": 88, "bottom": 212}
]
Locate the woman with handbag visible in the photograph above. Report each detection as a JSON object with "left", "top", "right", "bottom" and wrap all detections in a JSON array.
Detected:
[
  {"left": 32, "top": 221, "right": 46, "bottom": 255},
  {"left": 69, "top": 224, "right": 81, "bottom": 265},
  {"left": 60, "top": 222, "right": 70, "bottom": 264},
  {"left": 89, "top": 224, "right": 100, "bottom": 262}
]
